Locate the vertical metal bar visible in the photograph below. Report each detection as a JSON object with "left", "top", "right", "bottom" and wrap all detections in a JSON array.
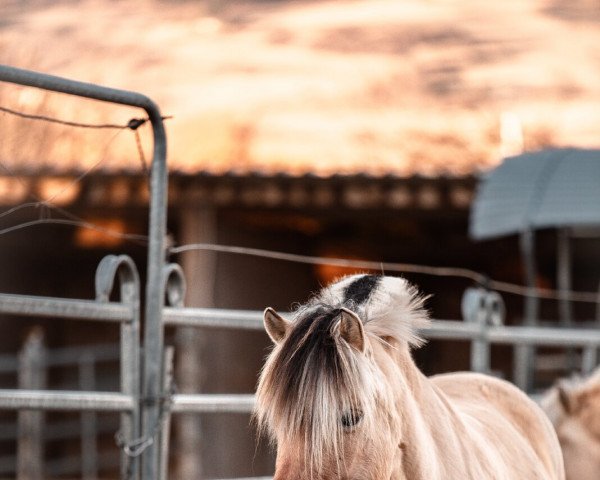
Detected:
[
  {"left": 95, "top": 255, "right": 141, "bottom": 480},
  {"left": 557, "top": 229, "right": 578, "bottom": 371},
  {"left": 120, "top": 270, "right": 141, "bottom": 480},
  {"left": 472, "top": 308, "right": 491, "bottom": 374},
  {"left": 581, "top": 346, "right": 597, "bottom": 376},
  {"left": 141, "top": 98, "right": 168, "bottom": 480},
  {"left": 159, "top": 347, "right": 174, "bottom": 480},
  {"left": 158, "top": 265, "right": 186, "bottom": 480},
  {"left": 17, "top": 328, "right": 46, "bottom": 480},
  {"left": 462, "top": 288, "right": 490, "bottom": 374},
  {"left": 557, "top": 229, "right": 573, "bottom": 327},
  {"left": 79, "top": 353, "right": 98, "bottom": 480},
  {"left": 596, "top": 279, "right": 600, "bottom": 325},
  {"left": 515, "top": 229, "right": 538, "bottom": 391}
]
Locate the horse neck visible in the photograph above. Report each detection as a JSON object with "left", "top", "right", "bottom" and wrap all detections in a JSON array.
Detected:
[{"left": 391, "top": 349, "right": 469, "bottom": 479}]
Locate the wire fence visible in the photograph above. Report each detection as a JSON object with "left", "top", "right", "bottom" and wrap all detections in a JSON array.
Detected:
[{"left": 1, "top": 84, "right": 600, "bottom": 306}]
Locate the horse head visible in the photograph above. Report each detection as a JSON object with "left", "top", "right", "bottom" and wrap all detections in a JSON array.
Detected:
[{"left": 255, "top": 274, "right": 429, "bottom": 479}]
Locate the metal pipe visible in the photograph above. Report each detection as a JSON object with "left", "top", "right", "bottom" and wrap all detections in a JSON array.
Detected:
[
  {"left": 0, "top": 390, "right": 134, "bottom": 411},
  {"left": 557, "top": 229, "right": 573, "bottom": 326},
  {"left": 0, "top": 293, "right": 132, "bottom": 322},
  {"left": 17, "top": 329, "right": 46, "bottom": 480},
  {"left": 582, "top": 346, "right": 598, "bottom": 375},
  {"left": 159, "top": 347, "right": 174, "bottom": 480},
  {"left": 163, "top": 308, "right": 600, "bottom": 346},
  {"left": 163, "top": 308, "right": 265, "bottom": 330},
  {"left": 486, "top": 326, "right": 600, "bottom": 346},
  {"left": 516, "top": 229, "right": 538, "bottom": 390},
  {"left": 96, "top": 255, "right": 142, "bottom": 480},
  {"left": 171, "top": 394, "right": 256, "bottom": 414},
  {"left": 139, "top": 78, "right": 168, "bottom": 480},
  {"left": 0, "top": 64, "right": 161, "bottom": 110},
  {"left": 210, "top": 477, "right": 272, "bottom": 480},
  {"left": 163, "top": 308, "right": 481, "bottom": 338},
  {"left": 79, "top": 354, "right": 98, "bottom": 480}
]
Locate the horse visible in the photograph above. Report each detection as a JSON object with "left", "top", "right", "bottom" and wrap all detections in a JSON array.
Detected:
[
  {"left": 540, "top": 367, "right": 600, "bottom": 480},
  {"left": 255, "top": 274, "right": 564, "bottom": 479}
]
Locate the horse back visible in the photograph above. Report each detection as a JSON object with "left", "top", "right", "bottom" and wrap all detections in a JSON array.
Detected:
[{"left": 431, "top": 372, "right": 565, "bottom": 480}]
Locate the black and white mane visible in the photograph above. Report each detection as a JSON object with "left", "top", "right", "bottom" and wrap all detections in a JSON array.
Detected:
[{"left": 255, "top": 274, "right": 429, "bottom": 471}]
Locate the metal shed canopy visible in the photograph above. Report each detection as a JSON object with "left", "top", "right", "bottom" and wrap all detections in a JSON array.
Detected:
[{"left": 470, "top": 148, "right": 600, "bottom": 240}]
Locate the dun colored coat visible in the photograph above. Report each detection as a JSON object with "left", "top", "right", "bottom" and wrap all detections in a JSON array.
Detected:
[
  {"left": 541, "top": 367, "right": 600, "bottom": 480},
  {"left": 255, "top": 274, "right": 565, "bottom": 480}
]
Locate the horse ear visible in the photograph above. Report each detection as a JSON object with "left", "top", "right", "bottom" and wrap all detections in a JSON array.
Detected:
[
  {"left": 337, "top": 308, "right": 365, "bottom": 353},
  {"left": 263, "top": 307, "right": 290, "bottom": 345},
  {"left": 557, "top": 382, "right": 578, "bottom": 414}
]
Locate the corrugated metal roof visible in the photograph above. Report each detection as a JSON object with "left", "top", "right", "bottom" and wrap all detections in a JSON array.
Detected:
[{"left": 469, "top": 148, "right": 600, "bottom": 240}]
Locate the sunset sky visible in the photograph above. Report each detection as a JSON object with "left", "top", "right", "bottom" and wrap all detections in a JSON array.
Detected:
[{"left": 1, "top": 0, "right": 599, "bottom": 177}]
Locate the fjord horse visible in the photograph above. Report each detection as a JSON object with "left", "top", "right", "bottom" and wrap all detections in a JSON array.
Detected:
[
  {"left": 255, "top": 275, "right": 564, "bottom": 479},
  {"left": 541, "top": 367, "right": 600, "bottom": 480}
]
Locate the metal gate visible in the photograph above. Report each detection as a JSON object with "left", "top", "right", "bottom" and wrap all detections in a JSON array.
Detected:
[
  {"left": 0, "top": 65, "right": 165, "bottom": 479},
  {"left": 0, "top": 65, "right": 599, "bottom": 480}
]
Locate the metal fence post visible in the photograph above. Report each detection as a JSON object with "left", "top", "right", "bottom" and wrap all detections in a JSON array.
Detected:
[
  {"left": 79, "top": 352, "right": 98, "bottom": 480},
  {"left": 140, "top": 93, "right": 168, "bottom": 480},
  {"left": 462, "top": 288, "right": 504, "bottom": 374},
  {"left": 96, "top": 255, "right": 141, "bottom": 479},
  {"left": 158, "top": 264, "right": 186, "bottom": 480},
  {"left": 17, "top": 327, "right": 47, "bottom": 480},
  {"left": 159, "top": 346, "right": 175, "bottom": 480},
  {"left": 581, "top": 346, "right": 598, "bottom": 376}
]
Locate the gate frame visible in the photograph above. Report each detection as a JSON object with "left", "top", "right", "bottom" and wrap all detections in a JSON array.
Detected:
[{"left": 0, "top": 64, "right": 168, "bottom": 478}]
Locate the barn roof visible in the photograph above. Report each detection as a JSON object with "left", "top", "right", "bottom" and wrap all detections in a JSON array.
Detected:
[{"left": 469, "top": 148, "right": 600, "bottom": 240}]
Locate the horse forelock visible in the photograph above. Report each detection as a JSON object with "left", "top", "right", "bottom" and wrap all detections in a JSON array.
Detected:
[
  {"left": 255, "top": 275, "right": 430, "bottom": 473},
  {"left": 255, "top": 303, "right": 385, "bottom": 472}
]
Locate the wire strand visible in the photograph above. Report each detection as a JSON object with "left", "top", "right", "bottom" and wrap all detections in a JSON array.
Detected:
[
  {"left": 1, "top": 103, "right": 596, "bottom": 305},
  {"left": 0, "top": 218, "right": 148, "bottom": 243},
  {"left": 169, "top": 243, "right": 600, "bottom": 304},
  {"left": 0, "top": 105, "right": 129, "bottom": 129},
  {"left": 0, "top": 103, "right": 156, "bottom": 246}
]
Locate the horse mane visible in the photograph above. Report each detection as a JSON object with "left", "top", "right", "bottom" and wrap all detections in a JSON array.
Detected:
[{"left": 255, "top": 274, "right": 430, "bottom": 473}]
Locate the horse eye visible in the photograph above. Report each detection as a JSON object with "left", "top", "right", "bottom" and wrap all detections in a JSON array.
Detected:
[{"left": 341, "top": 410, "right": 363, "bottom": 428}]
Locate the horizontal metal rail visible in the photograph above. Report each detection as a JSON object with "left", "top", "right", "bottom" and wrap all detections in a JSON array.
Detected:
[
  {"left": 0, "top": 390, "right": 134, "bottom": 411},
  {"left": 171, "top": 394, "right": 255, "bottom": 414},
  {"left": 422, "top": 321, "right": 479, "bottom": 340},
  {"left": 163, "top": 308, "right": 600, "bottom": 346},
  {"left": 487, "top": 326, "right": 600, "bottom": 346},
  {"left": 163, "top": 307, "right": 263, "bottom": 330},
  {"left": 0, "top": 64, "right": 160, "bottom": 110},
  {"left": 210, "top": 477, "right": 272, "bottom": 480},
  {"left": 0, "top": 293, "right": 133, "bottom": 322}
]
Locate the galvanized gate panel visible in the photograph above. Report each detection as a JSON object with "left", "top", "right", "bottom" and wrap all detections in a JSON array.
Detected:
[{"left": 0, "top": 64, "right": 167, "bottom": 479}]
